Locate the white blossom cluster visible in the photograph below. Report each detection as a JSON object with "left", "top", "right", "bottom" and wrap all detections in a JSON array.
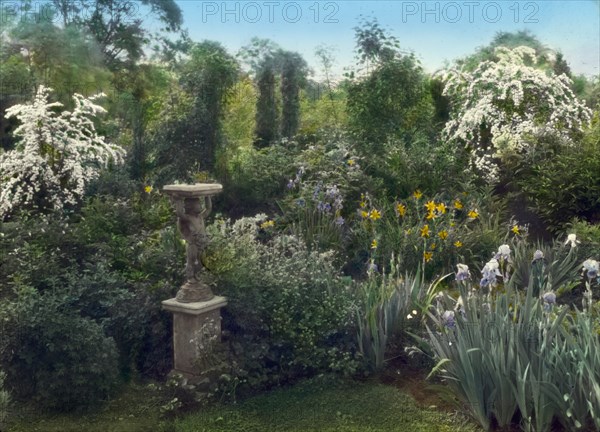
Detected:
[
  {"left": 0, "top": 86, "right": 125, "bottom": 217},
  {"left": 440, "top": 46, "right": 592, "bottom": 183}
]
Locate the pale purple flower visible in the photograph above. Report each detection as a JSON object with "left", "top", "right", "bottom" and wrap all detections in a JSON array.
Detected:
[
  {"left": 455, "top": 264, "right": 470, "bottom": 281},
  {"left": 442, "top": 310, "right": 456, "bottom": 329},
  {"left": 582, "top": 259, "right": 599, "bottom": 280},
  {"left": 532, "top": 250, "right": 544, "bottom": 262}
]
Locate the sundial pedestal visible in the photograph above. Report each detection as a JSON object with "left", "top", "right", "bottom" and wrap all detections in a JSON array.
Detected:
[{"left": 161, "top": 183, "right": 227, "bottom": 378}]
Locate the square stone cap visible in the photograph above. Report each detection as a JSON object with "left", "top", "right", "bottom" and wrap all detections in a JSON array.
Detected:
[
  {"left": 163, "top": 183, "right": 223, "bottom": 197},
  {"left": 162, "top": 295, "right": 228, "bottom": 315}
]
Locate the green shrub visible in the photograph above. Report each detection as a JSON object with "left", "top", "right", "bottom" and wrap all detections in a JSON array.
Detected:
[
  {"left": 219, "top": 143, "right": 296, "bottom": 215},
  {"left": 205, "top": 215, "right": 361, "bottom": 391},
  {"left": 0, "top": 287, "right": 120, "bottom": 411},
  {"left": 516, "top": 116, "right": 600, "bottom": 232},
  {"left": 0, "top": 370, "right": 10, "bottom": 429}
]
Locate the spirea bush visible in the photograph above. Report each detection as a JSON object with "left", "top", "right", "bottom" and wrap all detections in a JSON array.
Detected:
[
  {"left": 441, "top": 46, "right": 592, "bottom": 182},
  {"left": 0, "top": 86, "right": 125, "bottom": 218}
]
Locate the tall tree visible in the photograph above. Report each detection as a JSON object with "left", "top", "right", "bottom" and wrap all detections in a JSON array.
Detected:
[
  {"left": 279, "top": 50, "right": 308, "bottom": 139},
  {"left": 149, "top": 41, "right": 239, "bottom": 182},
  {"left": 51, "top": 0, "right": 183, "bottom": 70}
]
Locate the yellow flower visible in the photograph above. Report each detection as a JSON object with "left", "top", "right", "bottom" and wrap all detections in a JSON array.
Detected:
[
  {"left": 430, "top": 243, "right": 436, "bottom": 250},
  {"left": 454, "top": 200, "right": 463, "bottom": 210},
  {"left": 396, "top": 203, "right": 407, "bottom": 217},
  {"left": 348, "top": 159, "right": 356, "bottom": 166},
  {"left": 467, "top": 210, "right": 479, "bottom": 220},
  {"left": 436, "top": 203, "right": 447, "bottom": 214},
  {"left": 423, "top": 251, "right": 433, "bottom": 262},
  {"left": 369, "top": 209, "right": 381, "bottom": 221},
  {"left": 261, "top": 220, "right": 275, "bottom": 229},
  {"left": 361, "top": 210, "right": 369, "bottom": 219},
  {"left": 420, "top": 225, "right": 430, "bottom": 238},
  {"left": 360, "top": 201, "right": 367, "bottom": 208},
  {"left": 425, "top": 200, "right": 436, "bottom": 212},
  {"left": 426, "top": 211, "right": 435, "bottom": 220},
  {"left": 144, "top": 185, "right": 153, "bottom": 193},
  {"left": 450, "top": 221, "right": 456, "bottom": 227},
  {"left": 454, "top": 240, "right": 463, "bottom": 248},
  {"left": 511, "top": 225, "right": 520, "bottom": 235},
  {"left": 413, "top": 190, "right": 423, "bottom": 199},
  {"left": 438, "top": 230, "right": 448, "bottom": 240},
  {"left": 371, "top": 239, "right": 378, "bottom": 249}
]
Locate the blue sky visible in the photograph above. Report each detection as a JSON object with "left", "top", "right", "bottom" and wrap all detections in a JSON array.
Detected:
[{"left": 175, "top": 0, "right": 600, "bottom": 80}]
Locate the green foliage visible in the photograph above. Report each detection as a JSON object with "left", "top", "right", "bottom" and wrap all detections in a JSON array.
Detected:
[
  {"left": 0, "top": 286, "right": 120, "bottom": 411},
  {"left": 516, "top": 116, "right": 600, "bottom": 232},
  {"left": 346, "top": 54, "right": 434, "bottom": 151},
  {"left": 205, "top": 216, "right": 361, "bottom": 390},
  {"left": 254, "top": 62, "right": 279, "bottom": 147},
  {"left": 148, "top": 41, "right": 239, "bottom": 182},
  {"left": 0, "top": 370, "right": 10, "bottom": 429},
  {"left": 53, "top": 0, "right": 183, "bottom": 70},
  {"left": 356, "top": 259, "right": 427, "bottom": 371},
  {"left": 279, "top": 51, "right": 309, "bottom": 139},
  {"left": 219, "top": 143, "right": 296, "bottom": 215},
  {"left": 425, "top": 244, "right": 600, "bottom": 431},
  {"left": 346, "top": 18, "right": 434, "bottom": 153}
]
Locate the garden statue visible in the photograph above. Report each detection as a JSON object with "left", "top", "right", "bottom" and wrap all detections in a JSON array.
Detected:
[{"left": 163, "top": 183, "right": 223, "bottom": 303}]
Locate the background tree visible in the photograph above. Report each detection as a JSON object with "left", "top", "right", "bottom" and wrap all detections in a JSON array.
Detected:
[
  {"left": 51, "top": 0, "right": 183, "bottom": 70},
  {"left": 345, "top": 18, "right": 434, "bottom": 152},
  {"left": 279, "top": 50, "right": 309, "bottom": 139},
  {"left": 148, "top": 41, "right": 238, "bottom": 183}
]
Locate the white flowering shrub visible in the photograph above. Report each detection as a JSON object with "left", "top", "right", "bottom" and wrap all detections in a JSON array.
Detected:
[
  {"left": 440, "top": 46, "right": 592, "bottom": 182},
  {"left": 0, "top": 86, "right": 125, "bottom": 217}
]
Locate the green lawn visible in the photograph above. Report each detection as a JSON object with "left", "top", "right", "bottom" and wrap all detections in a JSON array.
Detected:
[
  {"left": 176, "top": 377, "right": 482, "bottom": 432},
  {"left": 7, "top": 376, "right": 482, "bottom": 432}
]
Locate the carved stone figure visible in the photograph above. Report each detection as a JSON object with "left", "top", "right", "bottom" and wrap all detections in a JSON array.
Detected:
[{"left": 163, "top": 184, "right": 222, "bottom": 303}]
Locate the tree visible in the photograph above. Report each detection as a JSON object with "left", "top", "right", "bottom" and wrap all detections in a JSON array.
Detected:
[
  {"left": 254, "top": 57, "right": 278, "bottom": 148},
  {"left": 279, "top": 51, "right": 309, "bottom": 139},
  {"left": 0, "top": 86, "right": 125, "bottom": 218},
  {"left": 148, "top": 41, "right": 238, "bottom": 182},
  {"left": 440, "top": 46, "right": 592, "bottom": 183},
  {"left": 346, "top": 18, "right": 434, "bottom": 150},
  {"left": 51, "top": 0, "right": 183, "bottom": 70}
]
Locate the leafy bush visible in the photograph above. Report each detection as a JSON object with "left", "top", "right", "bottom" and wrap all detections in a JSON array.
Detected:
[
  {"left": 205, "top": 215, "right": 361, "bottom": 391},
  {"left": 0, "top": 286, "right": 120, "bottom": 411},
  {"left": 516, "top": 116, "right": 600, "bottom": 232},
  {"left": 0, "top": 370, "right": 10, "bottom": 429},
  {"left": 219, "top": 143, "right": 296, "bottom": 215}
]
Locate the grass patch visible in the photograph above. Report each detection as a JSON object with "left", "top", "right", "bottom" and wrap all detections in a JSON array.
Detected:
[
  {"left": 6, "top": 381, "right": 172, "bottom": 432},
  {"left": 175, "top": 376, "right": 482, "bottom": 432}
]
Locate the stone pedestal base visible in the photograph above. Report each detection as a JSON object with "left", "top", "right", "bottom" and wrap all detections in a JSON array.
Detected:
[{"left": 162, "top": 296, "right": 227, "bottom": 376}]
